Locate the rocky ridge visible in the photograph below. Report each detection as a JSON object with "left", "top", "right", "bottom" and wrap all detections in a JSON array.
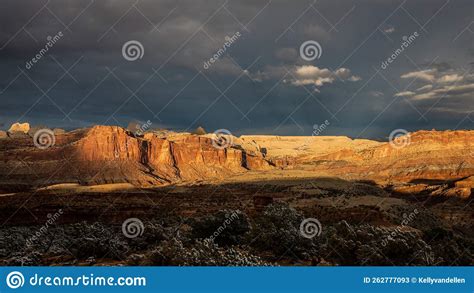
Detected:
[
  {"left": 0, "top": 125, "right": 271, "bottom": 188},
  {"left": 0, "top": 125, "right": 473, "bottom": 197}
]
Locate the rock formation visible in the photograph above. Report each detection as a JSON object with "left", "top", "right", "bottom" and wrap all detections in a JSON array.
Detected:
[
  {"left": 243, "top": 130, "right": 474, "bottom": 184},
  {"left": 0, "top": 126, "right": 271, "bottom": 188},
  {"left": 53, "top": 128, "right": 66, "bottom": 135},
  {"left": 0, "top": 126, "right": 473, "bottom": 198},
  {"left": 8, "top": 122, "right": 30, "bottom": 134}
]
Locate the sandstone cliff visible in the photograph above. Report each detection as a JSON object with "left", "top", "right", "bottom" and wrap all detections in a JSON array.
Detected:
[
  {"left": 0, "top": 126, "right": 473, "bottom": 191},
  {"left": 0, "top": 126, "right": 271, "bottom": 188},
  {"left": 242, "top": 130, "right": 474, "bottom": 183}
]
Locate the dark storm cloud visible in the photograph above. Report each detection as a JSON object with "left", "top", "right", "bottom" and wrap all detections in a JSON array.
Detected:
[{"left": 0, "top": 0, "right": 472, "bottom": 138}]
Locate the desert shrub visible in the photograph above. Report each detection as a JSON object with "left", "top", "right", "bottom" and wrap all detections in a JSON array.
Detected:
[
  {"left": 1, "top": 251, "right": 43, "bottom": 266},
  {"left": 347, "top": 183, "right": 388, "bottom": 197},
  {"left": 55, "top": 222, "right": 129, "bottom": 260},
  {"left": 386, "top": 205, "right": 441, "bottom": 231},
  {"left": 145, "top": 238, "right": 270, "bottom": 266},
  {"left": 321, "top": 221, "right": 438, "bottom": 265},
  {"left": 249, "top": 202, "right": 317, "bottom": 260},
  {"left": 190, "top": 210, "right": 250, "bottom": 246},
  {"left": 0, "top": 223, "right": 128, "bottom": 264},
  {"left": 126, "top": 253, "right": 147, "bottom": 265},
  {"left": 125, "top": 220, "right": 168, "bottom": 251},
  {"left": 424, "top": 227, "right": 474, "bottom": 265},
  {"left": 0, "top": 227, "right": 33, "bottom": 257}
]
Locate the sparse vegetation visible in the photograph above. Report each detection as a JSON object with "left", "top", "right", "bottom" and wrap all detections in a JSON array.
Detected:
[
  {"left": 249, "top": 203, "right": 318, "bottom": 260},
  {"left": 189, "top": 209, "right": 250, "bottom": 246},
  {"left": 0, "top": 179, "right": 471, "bottom": 266},
  {"left": 143, "top": 238, "right": 269, "bottom": 266}
]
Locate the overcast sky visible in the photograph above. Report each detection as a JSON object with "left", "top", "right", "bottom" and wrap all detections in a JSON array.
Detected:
[{"left": 0, "top": 0, "right": 473, "bottom": 139}]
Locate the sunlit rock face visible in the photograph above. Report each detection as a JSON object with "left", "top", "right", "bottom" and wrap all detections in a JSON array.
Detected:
[
  {"left": 8, "top": 122, "right": 30, "bottom": 134},
  {"left": 0, "top": 125, "right": 271, "bottom": 188},
  {"left": 0, "top": 125, "right": 473, "bottom": 197}
]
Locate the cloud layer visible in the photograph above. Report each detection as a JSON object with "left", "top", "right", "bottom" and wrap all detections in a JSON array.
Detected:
[{"left": 0, "top": 0, "right": 472, "bottom": 138}]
